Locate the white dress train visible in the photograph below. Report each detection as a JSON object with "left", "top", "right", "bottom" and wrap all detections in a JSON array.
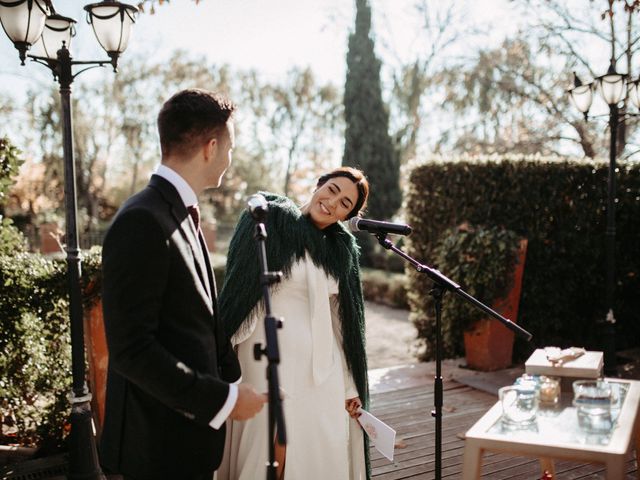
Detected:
[{"left": 217, "top": 254, "right": 366, "bottom": 480}]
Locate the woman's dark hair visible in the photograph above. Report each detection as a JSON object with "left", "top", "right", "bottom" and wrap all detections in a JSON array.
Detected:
[{"left": 316, "top": 167, "right": 369, "bottom": 219}]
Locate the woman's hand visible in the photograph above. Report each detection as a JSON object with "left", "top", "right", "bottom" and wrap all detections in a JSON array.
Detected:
[{"left": 345, "top": 397, "right": 362, "bottom": 418}]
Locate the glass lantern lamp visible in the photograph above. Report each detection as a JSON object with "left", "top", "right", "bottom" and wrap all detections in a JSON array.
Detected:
[
  {"left": 598, "top": 69, "right": 626, "bottom": 106},
  {"left": 568, "top": 73, "right": 594, "bottom": 120},
  {"left": 627, "top": 79, "right": 640, "bottom": 110},
  {"left": 85, "top": 1, "right": 137, "bottom": 68},
  {"left": 29, "top": 12, "right": 76, "bottom": 59},
  {"left": 0, "top": 0, "right": 51, "bottom": 63}
]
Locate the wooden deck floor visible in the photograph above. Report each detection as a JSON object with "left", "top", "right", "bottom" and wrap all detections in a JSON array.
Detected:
[{"left": 368, "top": 371, "right": 639, "bottom": 479}]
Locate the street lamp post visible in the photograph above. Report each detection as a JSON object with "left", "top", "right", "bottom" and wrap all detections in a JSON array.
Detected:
[
  {"left": 568, "top": 61, "right": 638, "bottom": 377},
  {"left": 0, "top": 1, "right": 137, "bottom": 478}
]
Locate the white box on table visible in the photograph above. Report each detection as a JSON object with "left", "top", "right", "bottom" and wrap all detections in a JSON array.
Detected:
[{"left": 525, "top": 349, "right": 603, "bottom": 391}]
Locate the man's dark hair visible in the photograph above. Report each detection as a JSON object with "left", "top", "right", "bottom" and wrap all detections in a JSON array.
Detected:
[{"left": 157, "top": 89, "right": 235, "bottom": 158}]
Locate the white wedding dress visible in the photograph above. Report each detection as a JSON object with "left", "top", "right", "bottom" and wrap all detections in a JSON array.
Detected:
[{"left": 218, "top": 253, "right": 366, "bottom": 480}]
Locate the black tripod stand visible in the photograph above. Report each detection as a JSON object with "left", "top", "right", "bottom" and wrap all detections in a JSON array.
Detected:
[
  {"left": 247, "top": 196, "right": 287, "bottom": 480},
  {"left": 374, "top": 233, "right": 532, "bottom": 480}
]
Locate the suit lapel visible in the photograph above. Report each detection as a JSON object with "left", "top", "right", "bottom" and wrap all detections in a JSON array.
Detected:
[
  {"left": 199, "top": 232, "right": 216, "bottom": 301},
  {"left": 185, "top": 223, "right": 212, "bottom": 301},
  {"left": 199, "top": 232, "right": 227, "bottom": 352},
  {"left": 196, "top": 230, "right": 216, "bottom": 303},
  {"left": 149, "top": 176, "right": 213, "bottom": 313}
]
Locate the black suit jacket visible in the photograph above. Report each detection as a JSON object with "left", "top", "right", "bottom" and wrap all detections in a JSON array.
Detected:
[{"left": 100, "top": 175, "right": 241, "bottom": 479}]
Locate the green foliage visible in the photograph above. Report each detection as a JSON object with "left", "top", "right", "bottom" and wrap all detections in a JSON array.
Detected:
[
  {"left": 0, "top": 136, "right": 27, "bottom": 255},
  {"left": 0, "top": 248, "right": 102, "bottom": 451},
  {"left": 136, "top": 0, "right": 201, "bottom": 14},
  {"left": 14, "top": 51, "right": 344, "bottom": 229},
  {"left": 437, "top": 36, "right": 577, "bottom": 156},
  {"left": 413, "top": 224, "right": 521, "bottom": 359},
  {"left": 406, "top": 155, "right": 640, "bottom": 362},
  {"left": 220, "top": 262, "right": 408, "bottom": 309},
  {"left": 361, "top": 268, "right": 408, "bottom": 309},
  {"left": 0, "top": 218, "right": 27, "bottom": 255},
  {"left": 343, "top": 0, "right": 401, "bottom": 224},
  {"left": 0, "top": 136, "right": 23, "bottom": 203}
]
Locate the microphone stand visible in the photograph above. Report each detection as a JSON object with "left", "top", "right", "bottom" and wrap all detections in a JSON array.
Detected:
[
  {"left": 374, "top": 233, "right": 532, "bottom": 480},
  {"left": 250, "top": 220, "right": 287, "bottom": 480}
]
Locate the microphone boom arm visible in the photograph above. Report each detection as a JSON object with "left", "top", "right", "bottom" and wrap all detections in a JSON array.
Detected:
[
  {"left": 375, "top": 233, "right": 531, "bottom": 340},
  {"left": 373, "top": 231, "right": 532, "bottom": 480}
]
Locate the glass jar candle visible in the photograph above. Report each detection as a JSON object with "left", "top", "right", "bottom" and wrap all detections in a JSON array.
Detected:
[{"left": 539, "top": 376, "right": 560, "bottom": 404}]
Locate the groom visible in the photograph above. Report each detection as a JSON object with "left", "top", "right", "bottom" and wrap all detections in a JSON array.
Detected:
[{"left": 100, "top": 89, "right": 266, "bottom": 480}]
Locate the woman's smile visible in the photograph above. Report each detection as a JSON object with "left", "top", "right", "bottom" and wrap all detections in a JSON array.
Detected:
[
  {"left": 302, "top": 175, "right": 359, "bottom": 229},
  {"left": 319, "top": 202, "right": 331, "bottom": 215}
]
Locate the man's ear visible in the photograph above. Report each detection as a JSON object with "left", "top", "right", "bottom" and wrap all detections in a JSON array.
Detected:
[{"left": 203, "top": 136, "right": 218, "bottom": 162}]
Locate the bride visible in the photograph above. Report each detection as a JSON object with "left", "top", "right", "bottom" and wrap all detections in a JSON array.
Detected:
[{"left": 218, "top": 167, "right": 371, "bottom": 480}]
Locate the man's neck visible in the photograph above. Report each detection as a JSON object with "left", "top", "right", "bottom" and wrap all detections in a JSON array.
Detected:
[
  {"left": 156, "top": 163, "right": 199, "bottom": 207},
  {"left": 161, "top": 157, "right": 202, "bottom": 197}
]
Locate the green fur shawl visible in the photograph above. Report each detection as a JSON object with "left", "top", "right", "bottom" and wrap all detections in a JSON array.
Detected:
[{"left": 218, "top": 192, "right": 370, "bottom": 477}]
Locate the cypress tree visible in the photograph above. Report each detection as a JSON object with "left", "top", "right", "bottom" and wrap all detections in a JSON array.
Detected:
[{"left": 343, "top": 0, "right": 401, "bottom": 221}]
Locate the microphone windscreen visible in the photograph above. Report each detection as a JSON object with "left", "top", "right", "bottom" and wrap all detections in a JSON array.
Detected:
[
  {"left": 247, "top": 194, "right": 268, "bottom": 220},
  {"left": 347, "top": 217, "right": 361, "bottom": 233}
]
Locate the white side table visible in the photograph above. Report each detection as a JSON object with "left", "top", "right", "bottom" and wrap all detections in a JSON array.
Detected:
[{"left": 462, "top": 379, "right": 640, "bottom": 479}]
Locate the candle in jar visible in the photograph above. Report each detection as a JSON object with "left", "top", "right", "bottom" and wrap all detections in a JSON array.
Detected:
[{"left": 539, "top": 377, "right": 560, "bottom": 404}]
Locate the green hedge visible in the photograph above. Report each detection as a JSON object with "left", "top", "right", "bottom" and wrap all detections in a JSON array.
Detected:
[
  {"left": 0, "top": 248, "right": 101, "bottom": 452},
  {"left": 0, "top": 136, "right": 23, "bottom": 204},
  {"left": 405, "top": 155, "right": 640, "bottom": 361},
  {"left": 0, "top": 136, "right": 27, "bottom": 255},
  {"left": 361, "top": 268, "right": 408, "bottom": 309}
]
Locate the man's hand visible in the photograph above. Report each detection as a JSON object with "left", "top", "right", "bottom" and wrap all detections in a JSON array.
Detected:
[{"left": 230, "top": 383, "right": 268, "bottom": 420}]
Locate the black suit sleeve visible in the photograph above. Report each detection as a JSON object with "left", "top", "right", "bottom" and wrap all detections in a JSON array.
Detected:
[
  {"left": 102, "top": 207, "right": 231, "bottom": 425},
  {"left": 216, "top": 335, "right": 242, "bottom": 384}
]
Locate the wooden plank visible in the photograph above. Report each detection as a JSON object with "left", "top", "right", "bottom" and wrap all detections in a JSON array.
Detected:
[
  {"left": 370, "top": 378, "right": 497, "bottom": 478},
  {"left": 368, "top": 375, "right": 639, "bottom": 479}
]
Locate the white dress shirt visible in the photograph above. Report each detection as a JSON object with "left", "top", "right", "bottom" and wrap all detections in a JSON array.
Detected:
[{"left": 154, "top": 164, "right": 239, "bottom": 429}]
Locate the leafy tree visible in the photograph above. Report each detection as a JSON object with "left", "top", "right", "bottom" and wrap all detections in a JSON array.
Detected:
[
  {"left": 343, "top": 0, "right": 400, "bottom": 221},
  {"left": 435, "top": 0, "right": 640, "bottom": 159},
  {"left": 5, "top": 49, "right": 344, "bottom": 234},
  {"left": 25, "top": 82, "right": 121, "bottom": 232},
  {"left": 136, "top": 0, "right": 201, "bottom": 14},
  {"left": 387, "top": 1, "right": 465, "bottom": 164},
  {"left": 15, "top": 52, "right": 230, "bottom": 229},
  {"left": 114, "top": 64, "right": 163, "bottom": 199},
  {"left": 520, "top": 0, "right": 640, "bottom": 159},
  {"left": 263, "top": 68, "right": 343, "bottom": 197},
  {"left": 0, "top": 136, "right": 27, "bottom": 254},
  {"left": 437, "top": 36, "right": 583, "bottom": 156},
  {"left": 146, "top": 53, "right": 278, "bottom": 222},
  {"left": 0, "top": 137, "right": 23, "bottom": 206}
]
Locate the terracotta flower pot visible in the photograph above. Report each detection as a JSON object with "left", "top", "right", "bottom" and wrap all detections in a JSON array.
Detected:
[
  {"left": 83, "top": 298, "right": 108, "bottom": 436},
  {"left": 463, "top": 238, "right": 528, "bottom": 371}
]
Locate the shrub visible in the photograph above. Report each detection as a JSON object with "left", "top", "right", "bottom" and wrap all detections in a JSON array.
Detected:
[
  {"left": 0, "top": 217, "right": 27, "bottom": 255},
  {"left": 0, "top": 136, "right": 23, "bottom": 202},
  {"left": 405, "top": 155, "right": 640, "bottom": 362},
  {"left": 412, "top": 224, "right": 521, "bottom": 359},
  {"left": 1, "top": 242, "right": 412, "bottom": 452},
  {"left": 0, "top": 248, "right": 102, "bottom": 452},
  {"left": 361, "top": 268, "right": 408, "bottom": 309},
  {"left": 0, "top": 137, "right": 27, "bottom": 255}
]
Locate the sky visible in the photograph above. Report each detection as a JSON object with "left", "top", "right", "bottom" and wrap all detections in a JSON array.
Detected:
[
  {"left": 0, "top": 0, "right": 621, "bottom": 156},
  {"left": 0, "top": 0, "right": 519, "bottom": 100}
]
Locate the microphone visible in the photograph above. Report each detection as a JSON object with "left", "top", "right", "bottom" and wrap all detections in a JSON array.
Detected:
[
  {"left": 247, "top": 194, "right": 268, "bottom": 221},
  {"left": 347, "top": 217, "right": 412, "bottom": 236}
]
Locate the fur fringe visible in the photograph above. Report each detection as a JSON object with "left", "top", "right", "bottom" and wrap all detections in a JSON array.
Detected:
[{"left": 218, "top": 192, "right": 371, "bottom": 478}]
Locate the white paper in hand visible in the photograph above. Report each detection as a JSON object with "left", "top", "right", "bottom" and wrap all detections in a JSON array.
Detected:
[{"left": 357, "top": 409, "right": 396, "bottom": 461}]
